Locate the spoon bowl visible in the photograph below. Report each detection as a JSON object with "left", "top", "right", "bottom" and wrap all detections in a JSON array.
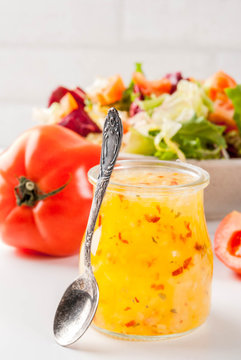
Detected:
[{"left": 54, "top": 270, "right": 99, "bottom": 346}]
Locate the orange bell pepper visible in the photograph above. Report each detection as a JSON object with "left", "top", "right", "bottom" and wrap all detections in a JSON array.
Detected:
[
  {"left": 97, "top": 75, "right": 125, "bottom": 106},
  {"left": 59, "top": 93, "right": 78, "bottom": 119}
]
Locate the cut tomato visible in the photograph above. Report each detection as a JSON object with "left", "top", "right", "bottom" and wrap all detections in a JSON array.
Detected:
[
  {"left": 207, "top": 71, "right": 237, "bottom": 132},
  {"left": 208, "top": 99, "right": 237, "bottom": 132},
  {"left": 132, "top": 72, "right": 172, "bottom": 96},
  {"left": 214, "top": 211, "right": 241, "bottom": 274},
  {"left": 208, "top": 71, "right": 237, "bottom": 101}
]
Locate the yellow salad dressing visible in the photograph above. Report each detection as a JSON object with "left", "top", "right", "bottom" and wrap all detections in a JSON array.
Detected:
[{"left": 83, "top": 160, "right": 213, "bottom": 339}]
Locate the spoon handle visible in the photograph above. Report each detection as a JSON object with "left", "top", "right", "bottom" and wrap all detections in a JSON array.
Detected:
[{"left": 83, "top": 108, "right": 123, "bottom": 269}]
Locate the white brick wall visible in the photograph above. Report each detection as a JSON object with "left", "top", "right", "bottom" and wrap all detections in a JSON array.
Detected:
[
  {"left": 0, "top": 0, "right": 120, "bottom": 46},
  {"left": 123, "top": 0, "right": 241, "bottom": 49},
  {"left": 0, "top": 0, "right": 241, "bottom": 146}
]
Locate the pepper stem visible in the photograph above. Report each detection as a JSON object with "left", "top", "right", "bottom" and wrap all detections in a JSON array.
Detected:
[{"left": 14, "top": 176, "right": 71, "bottom": 207}]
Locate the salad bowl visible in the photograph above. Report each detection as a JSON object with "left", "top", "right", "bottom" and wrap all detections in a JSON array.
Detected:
[
  {"left": 191, "top": 158, "right": 241, "bottom": 220},
  {"left": 33, "top": 64, "right": 241, "bottom": 220}
]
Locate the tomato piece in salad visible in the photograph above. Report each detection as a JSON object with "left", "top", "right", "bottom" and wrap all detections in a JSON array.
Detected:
[
  {"left": 132, "top": 72, "right": 172, "bottom": 96},
  {"left": 214, "top": 211, "right": 241, "bottom": 274},
  {"left": 208, "top": 100, "right": 237, "bottom": 132},
  {"left": 207, "top": 71, "right": 237, "bottom": 131},
  {"left": 208, "top": 71, "right": 237, "bottom": 101}
]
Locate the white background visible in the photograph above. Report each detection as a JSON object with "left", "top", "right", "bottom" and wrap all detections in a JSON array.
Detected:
[
  {"left": 0, "top": 0, "right": 241, "bottom": 146},
  {"left": 0, "top": 221, "right": 241, "bottom": 360}
]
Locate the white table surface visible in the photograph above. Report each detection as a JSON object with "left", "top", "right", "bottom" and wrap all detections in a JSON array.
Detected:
[{"left": 0, "top": 221, "right": 240, "bottom": 360}]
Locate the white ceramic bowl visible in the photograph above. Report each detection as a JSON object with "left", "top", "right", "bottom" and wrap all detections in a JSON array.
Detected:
[
  {"left": 119, "top": 154, "right": 241, "bottom": 220},
  {"left": 190, "top": 159, "right": 241, "bottom": 220}
]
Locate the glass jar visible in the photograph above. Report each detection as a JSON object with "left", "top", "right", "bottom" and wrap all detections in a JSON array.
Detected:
[{"left": 85, "top": 160, "right": 213, "bottom": 340}]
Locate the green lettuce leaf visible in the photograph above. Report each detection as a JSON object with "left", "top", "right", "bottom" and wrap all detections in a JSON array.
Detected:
[
  {"left": 225, "top": 85, "right": 241, "bottom": 134},
  {"left": 154, "top": 141, "right": 178, "bottom": 160},
  {"left": 140, "top": 95, "right": 167, "bottom": 115},
  {"left": 113, "top": 83, "right": 135, "bottom": 111},
  {"left": 124, "top": 128, "right": 156, "bottom": 155},
  {"left": 173, "top": 115, "right": 226, "bottom": 159},
  {"left": 135, "top": 62, "right": 143, "bottom": 74}
]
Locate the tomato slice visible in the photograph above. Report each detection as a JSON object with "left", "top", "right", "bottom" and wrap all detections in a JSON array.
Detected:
[
  {"left": 214, "top": 211, "right": 241, "bottom": 274},
  {"left": 207, "top": 71, "right": 237, "bottom": 131},
  {"left": 132, "top": 72, "right": 172, "bottom": 96},
  {"left": 208, "top": 99, "right": 237, "bottom": 132},
  {"left": 208, "top": 71, "right": 237, "bottom": 101}
]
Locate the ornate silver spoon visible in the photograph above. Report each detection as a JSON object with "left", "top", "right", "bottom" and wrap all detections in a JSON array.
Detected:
[{"left": 53, "top": 107, "right": 123, "bottom": 346}]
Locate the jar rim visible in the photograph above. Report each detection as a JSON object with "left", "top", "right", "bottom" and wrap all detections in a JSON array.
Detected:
[{"left": 88, "top": 159, "right": 209, "bottom": 193}]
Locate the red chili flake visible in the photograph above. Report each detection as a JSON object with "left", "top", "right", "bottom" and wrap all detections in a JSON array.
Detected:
[
  {"left": 121, "top": 239, "right": 129, "bottom": 244},
  {"left": 194, "top": 242, "right": 204, "bottom": 251},
  {"left": 135, "top": 297, "right": 140, "bottom": 303},
  {"left": 151, "top": 284, "right": 165, "bottom": 290},
  {"left": 98, "top": 215, "right": 102, "bottom": 227},
  {"left": 118, "top": 232, "right": 129, "bottom": 244},
  {"left": 147, "top": 258, "right": 156, "bottom": 267},
  {"left": 158, "top": 175, "right": 164, "bottom": 179},
  {"left": 170, "top": 180, "right": 178, "bottom": 185},
  {"left": 183, "top": 257, "right": 192, "bottom": 269},
  {"left": 124, "top": 307, "right": 131, "bottom": 311},
  {"left": 184, "top": 222, "right": 192, "bottom": 237},
  {"left": 179, "top": 234, "right": 186, "bottom": 242},
  {"left": 172, "top": 267, "right": 183, "bottom": 276},
  {"left": 118, "top": 194, "right": 124, "bottom": 202},
  {"left": 156, "top": 205, "right": 161, "bottom": 214},
  {"left": 145, "top": 214, "right": 160, "bottom": 223},
  {"left": 125, "top": 320, "right": 136, "bottom": 327},
  {"left": 185, "top": 222, "right": 191, "bottom": 231}
]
